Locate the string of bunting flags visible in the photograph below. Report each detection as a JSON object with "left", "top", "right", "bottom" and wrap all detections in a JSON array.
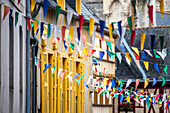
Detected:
[
  {"left": 35, "top": 56, "right": 170, "bottom": 110},
  {"left": 3, "top": 0, "right": 169, "bottom": 109}
]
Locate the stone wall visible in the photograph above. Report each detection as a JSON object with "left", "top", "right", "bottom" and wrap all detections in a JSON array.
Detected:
[{"left": 84, "top": 0, "right": 106, "bottom": 20}]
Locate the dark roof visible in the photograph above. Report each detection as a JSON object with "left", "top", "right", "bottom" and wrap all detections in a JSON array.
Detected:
[
  {"left": 156, "top": 11, "right": 170, "bottom": 26},
  {"left": 115, "top": 27, "right": 170, "bottom": 80}
]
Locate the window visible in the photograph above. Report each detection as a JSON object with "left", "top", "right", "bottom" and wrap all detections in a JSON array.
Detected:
[
  {"left": 9, "top": 16, "right": 14, "bottom": 89},
  {"left": 19, "top": 26, "right": 23, "bottom": 92}
]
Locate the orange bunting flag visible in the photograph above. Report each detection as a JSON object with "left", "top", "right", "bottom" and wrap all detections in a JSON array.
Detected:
[
  {"left": 109, "top": 24, "right": 113, "bottom": 41},
  {"left": 140, "top": 32, "right": 146, "bottom": 50},
  {"left": 144, "top": 78, "right": 149, "bottom": 88},
  {"left": 159, "top": 0, "right": 164, "bottom": 18},
  {"left": 125, "top": 53, "right": 131, "bottom": 62},
  {"left": 89, "top": 18, "right": 95, "bottom": 37},
  {"left": 3, "top": 5, "right": 10, "bottom": 21}
]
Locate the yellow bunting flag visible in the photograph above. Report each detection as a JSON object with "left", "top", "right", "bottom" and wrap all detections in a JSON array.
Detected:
[
  {"left": 34, "top": 19, "right": 39, "bottom": 35},
  {"left": 65, "top": 29, "right": 69, "bottom": 41},
  {"left": 89, "top": 18, "right": 95, "bottom": 37},
  {"left": 31, "top": 0, "right": 36, "bottom": 12},
  {"left": 84, "top": 48, "right": 88, "bottom": 56},
  {"left": 141, "top": 32, "right": 146, "bottom": 50},
  {"left": 144, "top": 78, "right": 149, "bottom": 88},
  {"left": 160, "top": 0, "right": 164, "bottom": 18},
  {"left": 103, "top": 78, "right": 107, "bottom": 87},
  {"left": 125, "top": 96, "right": 131, "bottom": 104},
  {"left": 65, "top": 72, "right": 73, "bottom": 78},
  {"left": 125, "top": 52, "right": 131, "bottom": 62},
  {"left": 143, "top": 61, "right": 149, "bottom": 71},
  {"left": 69, "top": 27, "right": 74, "bottom": 42},
  {"left": 131, "top": 47, "right": 139, "bottom": 56},
  {"left": 109, "top": 24, "right": 113, "bottom": 41}
]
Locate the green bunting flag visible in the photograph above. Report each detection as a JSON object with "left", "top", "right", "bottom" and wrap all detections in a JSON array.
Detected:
[
  {"left": 15, "top": 12, "right": 19, "bottom": 27},
  {"left": 163, "top": 65, "right": 168, "bottom": 74},
  {"left": 70, "top": 43, "right": 74, "bottom": 50},
  {"left": 127, "top": 16, "right": 132, "bottom": 35},
  {"left": 109, "top": 52, "right": 115, "bottom": 60},
  {"left": 162, "top": 76, "right": 167, "bottom": 86},
  {"left": 52, "top": 66, "right": 57, "bottom": 77},
  {"left": 47, "top": 24, "right": 51, "bottom": 38},
  {"left": 85, "top": 26, "right": 90, "bottom": 33},
  {"left": 56, "top": 5, "right": 61, "bottom": 24},
  {"left": 102, "top": 90, "right": 107, "bottom": 95},
  {"left": 106, "top": 41, "right": 112, "bottom": 52},
  {"left": 159, "top": 36, "right": 164, "bottom": 52},
  {"left": 153, "top": 50, "right": 161, "bottom": 59},
  {"left": 99, "top": 72, "right": 101, "bottom": 78},
  {"left": 120, "top": 79, "right": 124, "bottom": 89}
]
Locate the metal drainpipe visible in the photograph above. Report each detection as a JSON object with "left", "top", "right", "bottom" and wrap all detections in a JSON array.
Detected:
[
  {"left": 26, "top": 0, "right": 31, "bottom": 112},
  {"left": 31, "top": 27, "right": 39, "bottom": 113}
]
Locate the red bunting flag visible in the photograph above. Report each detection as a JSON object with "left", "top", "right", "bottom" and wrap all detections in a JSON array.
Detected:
[
  {"left": 18, "top": 0, "right": 21, "bottom": 4},
  {"left": 62, "top": 26, "right": 66, "bottom": 42},
  {"left": 134, "top": 52, "right": 139, "bottom": 60},
  {"left": 131, "top": 30, "right": 136, "bottom": 47},
  {"left": 148, "top": 5, "right": 153, "bottom": 25},
  {"left": 79, "top": 15, "right": 84, "bottom": 33},
  {"left": 86, "top": 49, "right": 96, "bottom": 57},
  {"left": 3, "top": 5, "right": 10, "bottom": 21},
  {"left": 28, "top": 18, "right": 31, "bottom": 33}
]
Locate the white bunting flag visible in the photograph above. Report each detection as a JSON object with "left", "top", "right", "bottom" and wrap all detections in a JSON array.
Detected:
[
  {"left": 140, "top": 98, "right": 146, "bottom": 107},
  {"left": 68, "top": 76, "right": 73, "bottom": 83},
  {"left": 162, "top": 93, "right": 167, "bottom": 102},
  {"left": 138, "top": 12, "right": 143, "bottom": 27},
  {"left": 57, "top": 68, "right": 63, "bottom": 78},
  {"left": 125, "top": 79, "right": 132, "bottom": 89},
  {"left": 67, "top": 10, "right": 73, "bottom": 27},
  {"left": 125, "top": 56, "right": 131, "bottom": 66},
  {"left": 120, "top": 27, "right": 126, "bottom": 44},
  {"left": 116, "top": 52, "right": 122, "bottom": 63}
]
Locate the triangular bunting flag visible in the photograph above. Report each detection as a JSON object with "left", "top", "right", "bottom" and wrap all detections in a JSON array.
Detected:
[
  {"left": 99, "top": 20, "right": 105, "bottom": 39},
  {"left": 135, "top": 79, "right": 140, "bottom": 90},
  {"left": 79, "top": 15, "right": 84, "bottom": 33},
  {"left": 31, "top": 0, "right": 36, "bottom": 12},
  {"left": 106, "top": 50, "right": 111, "bottom": 58},
  {"left": 40, "top": 22, "right": 44, "bottom": 38},
  {"left": 162, "top": 76, "right": 167, "bottom": 86},
  {"left": 140, "top": 32, "right": 146, "bottom": 50},
  {"left": 116, "top": 52, "right": 122, "bottom": 63},
  {"left": 89, "top": 18, "right": 95, "bottom": 37},
  {"left": 131, "top": 30, "right": 136, "bottom": 47},
  {"left": 148, "top": 5, "right": 153, "bottom": 25},
  {"left": 144, "top": 49, "right": 153, "bottom": 57},
  {"left": 135, "top": 60, "right": 140, "bottom": 69},
  {"left": 43, "top": 0, "right": 50, "bottom": 17},
  {"left": 62, "top": 26, "right": 66, "bottom": 41},
  {"left": 67, "top": 10, "right": 73, "bottom": 26},
  {"left": 70, "top": 43, "right": 74, "bottom": 50},
  {"left": 127, "top": 16, "right": 132, "bottom": 35},
  {"left": 152, "top": 77, "right": 158, "bottom": 86},
  {"left": 117, "top": 21, "right": 122, "bottom": 38},
  {"left": 143, "top": 61, "right": 149, "bottom": 71},
  {"left": 163, "top": 65, "right": 168, "bottom": 74},
  {"left": 142, "top": 51, "right": 147, "bottom": 60},
  {"left": 159, "top": 0, "right": 164, "bottom": 18},
  {"left": 106, "top": 41, "right": 112, "bottom": 52},
  {"left": 109, "top": 24, "right": 113, "bottom": 41},
  {"left": 154, "top": 63, "right": 159, "bottom": 73},
  {"left": 56, "top": 5, "right": 61, "bottom": 24},
  {"left": 43, "top": 64, "right": 51, "bottom": 73},
  {"left": 144, "top": 78, "right": 149, "bottom": 88},
  {"left": 15, "top": 12, "right": 19, "bottom": 27},
  {"left": 69, "top": 27, "right": 74, "bottom": 42},
  {"left": 100, "top": 51, "right": 105, "bottom": 61},
  {"left": 131, "top": 47, "right": 139, "bottom": 56},
  {"left": 125, "top": 79, "right": 132, "bottom": 89},
  {"left": 151, "top": 35, "right": 155, "bottom": 51},
  {"left": 159, "top": 36, "right": 164, "bottom": 52},
  {"left": 3, "top": 5, "right": 10, "bottom": 21}
]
